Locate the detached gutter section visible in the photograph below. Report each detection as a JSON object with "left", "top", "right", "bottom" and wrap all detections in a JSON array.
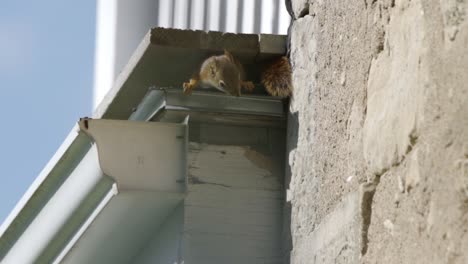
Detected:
[
  {"left": 1, "top": 116, "right": 187, "bottom": 264},
  {"left": 57, "top": 118, "right": 187, "bottom": 264}
]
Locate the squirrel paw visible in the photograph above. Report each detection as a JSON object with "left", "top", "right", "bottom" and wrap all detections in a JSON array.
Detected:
[
  {"left": 183, "top": 82, "right": 191, "bottom": 95},
  {"left": 242, "top": 81, "right": 255, "bottom": 92},
  {"left": 183, "top": 79, "right": 197, "bottom": 95}
]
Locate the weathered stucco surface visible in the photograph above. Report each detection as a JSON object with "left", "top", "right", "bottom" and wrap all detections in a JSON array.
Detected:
[{"left": 287, "top": 0, "right": 468, "bottom": 263}]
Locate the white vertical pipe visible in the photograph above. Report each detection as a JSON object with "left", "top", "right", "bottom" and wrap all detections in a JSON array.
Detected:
[
  {"left": 112, "top": 0, "right": 159, "bottom": 91},
  {"left": 225, "top": 0, "right": 238, "bottom": 33},
  {"left": 92, "top": 0, "right": 117, "bottom": 109},
  {"left": 158, "top": 0, "right": 173, "bottom": 28}
]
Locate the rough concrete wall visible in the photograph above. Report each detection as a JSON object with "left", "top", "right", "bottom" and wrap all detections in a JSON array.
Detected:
[{"left": 287, "top": 0, "right": 468, "bottom": 263}]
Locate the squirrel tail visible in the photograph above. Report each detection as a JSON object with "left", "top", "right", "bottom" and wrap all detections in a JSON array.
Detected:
[{"left": 261, "top": 56, "right": 293, "bottom": 98}]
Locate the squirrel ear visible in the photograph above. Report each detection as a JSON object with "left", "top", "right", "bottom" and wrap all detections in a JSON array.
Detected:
[{"left": 224, "top": 50, "right": 235, "bottom": 62}]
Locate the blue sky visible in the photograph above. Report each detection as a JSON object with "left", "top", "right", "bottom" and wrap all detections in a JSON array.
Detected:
[{"left": 0, "top": 1, "right": 96, "bottom": 223}]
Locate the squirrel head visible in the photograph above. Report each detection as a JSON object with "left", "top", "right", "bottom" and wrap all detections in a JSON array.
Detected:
[{"left": 199, "top": 52, "right": 241, "bottom": 96}]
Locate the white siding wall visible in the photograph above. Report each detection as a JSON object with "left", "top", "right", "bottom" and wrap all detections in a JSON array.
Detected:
[
  {"left": 93, "top": 0, "right": 291, "bottom": 108},
  {"left": 183, "top": 143, "right": 284, "bottom": 263}
]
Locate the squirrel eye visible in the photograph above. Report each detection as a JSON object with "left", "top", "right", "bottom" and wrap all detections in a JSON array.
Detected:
[{"left": 219, "top": 80, "right": 225, "bottom": 88}]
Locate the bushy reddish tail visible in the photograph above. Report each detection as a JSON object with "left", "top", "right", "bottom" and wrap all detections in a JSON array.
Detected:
[{"left": 261, "top": 56, "right": 293, "bottom": 98}]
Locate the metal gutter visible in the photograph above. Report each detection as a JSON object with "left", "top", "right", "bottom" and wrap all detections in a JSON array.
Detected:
[
  {"left": 52, "top": 184, "right": 118, "bottom": 264},
  {"left": 164, "top": 89, "right": 285, "bottom": 117},
  {"left": 1, "top": 145, "right": 104, "bottom": 263},
  {"left": 0, "top": 93, "right": 167, "bottom": 263},
  {"left": 56, "top": 118, "right": 187, "bottom": 264},
  {"left": 0, "top": 126, "right": 92, "bottom": 260}
]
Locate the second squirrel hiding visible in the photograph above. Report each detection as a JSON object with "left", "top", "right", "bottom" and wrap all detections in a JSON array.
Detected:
[{"left": 183, "top": 51, "right": 293, "bottom": 98}]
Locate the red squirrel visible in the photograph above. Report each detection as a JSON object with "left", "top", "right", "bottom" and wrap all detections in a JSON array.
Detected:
[{"left": 183, "top": 50, "right": 293, "bottom": 98}]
